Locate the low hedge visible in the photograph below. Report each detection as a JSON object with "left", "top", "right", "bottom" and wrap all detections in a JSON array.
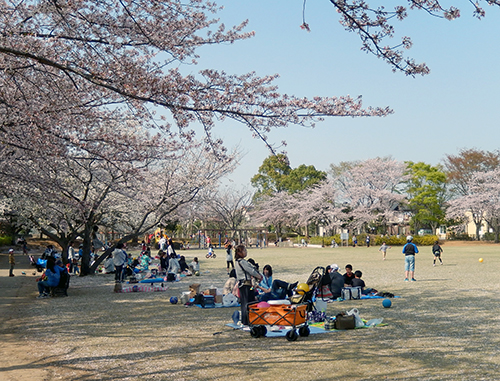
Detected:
[
  {"left": 297, "top": 234, "right": 439, "bottom": 246},
  {"left": 0, "top": 235, "right": 13, "bottom": 246}
]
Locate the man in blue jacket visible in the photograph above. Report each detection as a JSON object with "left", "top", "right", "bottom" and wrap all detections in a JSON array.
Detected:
[{"left": 403, "top": 236, "right": 418, "bottom": 282}]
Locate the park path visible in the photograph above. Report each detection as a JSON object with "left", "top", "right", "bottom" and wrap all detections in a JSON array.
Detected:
[{"left": 0, "top": 249, "right": 48, "bottom": 381}]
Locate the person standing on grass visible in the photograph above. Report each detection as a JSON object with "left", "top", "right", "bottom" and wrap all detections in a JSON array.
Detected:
[
  {"left": 234, "top": 245, "right": 262, "bottom": 326},
  {"left": 432, "top": 240, "right": 443, "bottom": 266},
  {"left": 226, "top": 244, "right": 234, "bottom": 273},
  {"left": 67, "top": 242, "right": 75, "bottom": 274},
  {"left": 403, "top": 236, "right": 418, "bottom": 282},
  {"left": 22, "top": 239, "right": 28, "bottom": 255},
  {"left": 8, "top": 249, "right": 15, "bottom": 277},
  {"left": 112, "top": 243, "right": 127, "bottom": 282},
  {"left": 379, "top": 242, "right": 391, "bottom": 260}
]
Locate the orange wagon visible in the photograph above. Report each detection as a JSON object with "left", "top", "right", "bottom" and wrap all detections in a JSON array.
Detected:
[{"left": 247, "top": 302, "right": 310, "bottom": 341}]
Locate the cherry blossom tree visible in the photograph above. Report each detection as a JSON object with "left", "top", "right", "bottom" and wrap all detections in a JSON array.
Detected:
[
  {"left": 0, "top": 0, "right": 390, "bottom": 164},
  {"left": 447, "top": 169, "right": 500, "bottom": 242},
  {"left": 253, "top": 158, "right": 408, "bottom": 236},
  {"left": 1, "top": 123, "right": 234, "bottom": 275},
  {"left": 0, "top": 0, "right": 393, "bottom": 261},
  {"left": 443, "top": 148, "right": 500, "bottom": 239},
  {"left": 251, "top": 181, "right": 339, "bottom": 238},
  {"left": 194, "top": 187, "right": 254, "bottom": 239},
  {"left": 332, "top": 157, "right": 408, "bottom": 233},
  {"left": 302, "top": 0, "right": 500, "bottom": 76},
  {"left": 250, "top": 191, "right": 295, "bottom": 239},
  {"left": 286, "top": 180, "right": 340, "bottom": 236}
]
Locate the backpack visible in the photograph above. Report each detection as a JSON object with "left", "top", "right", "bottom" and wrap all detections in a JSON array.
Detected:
[
  {"left": 194, "top": 293, "right": 205, "bottom": 307},
  {"left": 58, "top": 270, "right": 70, "bottom": 289}
]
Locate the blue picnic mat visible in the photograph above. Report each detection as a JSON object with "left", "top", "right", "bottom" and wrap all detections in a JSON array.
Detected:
[
  {"left": 225, "top": 322, "right": 327, "bottom": 337},
  {"left": 226, "top": 319, "right": 386, "bottom": 337}
]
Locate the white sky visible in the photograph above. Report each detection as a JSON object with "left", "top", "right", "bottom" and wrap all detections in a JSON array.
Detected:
[{"left": 190, "top": 1, "right": 500, "bottom": 188}]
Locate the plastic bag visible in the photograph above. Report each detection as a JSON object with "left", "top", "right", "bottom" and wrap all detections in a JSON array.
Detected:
[
  {"left": 315, "top": 299, "right": 328, "bottom": 312},
  {"left": 346, "top": 308, "right": 365, "bottom": 328},
  {"left": 365, "top": 318, "right": 384, "bottom": 327}
]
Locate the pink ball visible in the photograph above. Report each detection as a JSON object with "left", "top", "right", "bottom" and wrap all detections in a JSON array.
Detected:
[{"left": 257, "top": 301, "right": 271, "bottom": 308}]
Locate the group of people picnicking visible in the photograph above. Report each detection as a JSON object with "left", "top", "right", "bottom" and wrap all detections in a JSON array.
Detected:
[
  {"left": 225, "top": 237, "right": 446, "bottom": 326},
  {"left": 103, "top": 240, "right": 201, "bottom": 283},
  {"left": 8, "top": 233, "right": 444, "bottom": 303},
  {"left": 226, "top": 244, "right": 377, "bottom": 327}
]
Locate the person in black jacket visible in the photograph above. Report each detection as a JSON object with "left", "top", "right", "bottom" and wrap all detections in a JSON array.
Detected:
[
  {"left": 432, "top": 241, "right": 443, "bottom": 266},
  {"left": 403, "top": 236, "right": 419, "bottom": 281},
  {"left": 329, "top": 264, "right": 344, "bottom": 299}
]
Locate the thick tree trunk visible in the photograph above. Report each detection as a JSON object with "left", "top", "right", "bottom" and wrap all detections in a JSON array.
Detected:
[
  {"left": 475, "top": 222, "right": 481, "bottom": 241},
  {"left": 80, "top": 223, "right": 94, "bottom": 276},
  {"left": 39, "top": 227, "right": 76, "bottom": 265}
]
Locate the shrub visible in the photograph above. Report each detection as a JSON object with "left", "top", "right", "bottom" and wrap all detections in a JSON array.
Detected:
[
  {"left": 295, "top": 234, "right": 438, "bottom": 246},
  {"left": 0, "top": 235, "right": 13, "bottom": 246},
  {"left": 373, "top": 235, "right": 438, "bottom": 246},
  {"left": 374, "top": 235, "right": 406, "bottom": 246},
  {"left": 448, "top": 232, "right": 476, "bottom": 241},
  {"left": 413, "top": 235, "right": 439, "bottom": 246},
  {"left": 482, "top": 233, "right": 499, "bottom": 242}
]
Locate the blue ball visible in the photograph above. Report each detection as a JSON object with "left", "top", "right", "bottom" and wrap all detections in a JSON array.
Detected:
[
  {"left": 170, "top": 296, "right": 178, "bottom": 304},
  {"left": 382, "top": 298, "right": 392, "bottom": 308}
]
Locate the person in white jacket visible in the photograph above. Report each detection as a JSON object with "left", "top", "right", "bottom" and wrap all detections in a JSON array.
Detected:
[
  {"left": 113, "top": 243, "right": 127, "bottom": 282},
  {"left": 167, "top": 253, "right": 180, "bottom": 275}
]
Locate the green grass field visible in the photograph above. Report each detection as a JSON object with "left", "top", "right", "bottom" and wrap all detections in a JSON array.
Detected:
[{"left": 2, "top": 242, "right": 500, "bottom": 380}]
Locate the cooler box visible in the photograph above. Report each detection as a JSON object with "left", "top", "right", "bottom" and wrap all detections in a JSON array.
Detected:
[{"left": 203, "top": 295, "right": 215, "bottom": 307}]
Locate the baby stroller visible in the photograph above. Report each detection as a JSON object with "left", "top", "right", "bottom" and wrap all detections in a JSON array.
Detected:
[
  {"left": 29, "top": 255, "right": 46, "bottom": 273},
  {"left": 289, "top": 266, "right": 326, "bottom": 312}
]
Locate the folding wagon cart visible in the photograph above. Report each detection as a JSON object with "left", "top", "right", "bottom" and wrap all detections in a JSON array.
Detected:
[{"left": 247, "top": 302, "right": 310, "bottom": 341}]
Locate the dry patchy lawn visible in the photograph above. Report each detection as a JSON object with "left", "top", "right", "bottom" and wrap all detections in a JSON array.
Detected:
[{"left": 1, "top": 242, "right": 500, "bottom": 380}]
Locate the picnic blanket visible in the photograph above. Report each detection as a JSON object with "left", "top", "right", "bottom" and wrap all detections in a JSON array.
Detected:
[
  {"left": 120, "top": 284, "right": 169, "bottom": 293},
  {"left": 316, "top": 294, "right": 400, "bottom": 302},
  {"left": 361, "top": 294, "right": 400, "bottom": 299},
  {"left": 226, "top": 318, "right": 386, "bottom": 337},
  {"left": 194, "top": 303, "right": 240, "bottom": 308}
]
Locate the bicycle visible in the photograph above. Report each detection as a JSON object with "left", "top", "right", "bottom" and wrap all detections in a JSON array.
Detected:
[{"left": 206, "top": 247, "right": 216, "bottom": 259}]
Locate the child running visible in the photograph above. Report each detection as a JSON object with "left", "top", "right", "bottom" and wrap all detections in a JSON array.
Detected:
[
  {"left": 379, "top": 242, "right": 391, "bottom": 260},
  {"left": 432, "top": 241, "right": 443, "bottom": 266}
]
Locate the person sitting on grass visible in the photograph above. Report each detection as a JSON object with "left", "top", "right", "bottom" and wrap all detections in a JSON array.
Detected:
[
  {"left": 167, "top": 253, "right": 180, "bottom": 275},
  {"left": 104, "top": 254, "right": 115, "bottom": 274},
  {"left": 329, "top": 264, "right": 344, "bottom": 299},
  {"left": 351, "top": 270, "right": 376, "bottom": 295},
  {"left": 255, "top": 264, "right": 298, "bottom": 302},
  {"left": 223, "top": 269, "right": 237, "bottom": 295},
  {"left": 37, "top": 257, "right": 62, "bottom": 298},
  {"left": 140, "top": 250, "right": 152, "bottom": 270},
  {"left": 159, "top": 251, "right": 168, "bottom": 273},
  {"left": 179, "top": 255, "right": 189, "bottom": 273},
  {"left": 189, "top": 257, "right": 200, "bottom": 275},
  {"left": 343, "top": 264, "right": 355, "bottom": 286}
]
